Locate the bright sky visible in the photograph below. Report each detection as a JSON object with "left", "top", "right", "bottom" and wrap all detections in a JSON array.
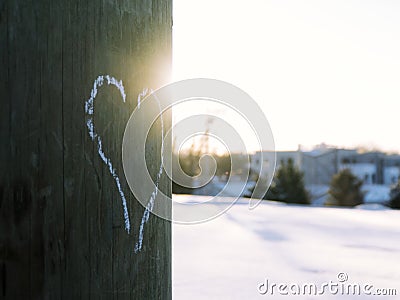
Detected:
[{"left": 172, "top": 0, "right": 400, "bottom": 153}]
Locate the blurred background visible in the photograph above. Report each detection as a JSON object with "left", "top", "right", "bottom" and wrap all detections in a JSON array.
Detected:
[{"left": 171, "top": 1, "right": 400, "bottom": 299}]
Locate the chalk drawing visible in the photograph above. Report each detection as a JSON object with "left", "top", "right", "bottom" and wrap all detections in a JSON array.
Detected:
[
  {"left": 135, "top": 89, "right": 165, "bottom": 253},
  {"left": 85, "top": 76, "right": 166, "bottom": 250},
  {"left": 85, "top": 75, "right": 130, "bottom": 233},
  {"left": 137, "top": 87, "right": 149, "bottom": 109}
]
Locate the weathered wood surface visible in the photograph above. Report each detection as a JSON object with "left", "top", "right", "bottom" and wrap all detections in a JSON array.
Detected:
[{"left": 0, "top": 0, "right": 172, "bottom": 298}]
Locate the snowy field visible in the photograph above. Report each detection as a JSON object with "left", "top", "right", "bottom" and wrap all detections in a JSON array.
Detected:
[{"left": 173, "top": 195, "right": 400, "bottom": 299}]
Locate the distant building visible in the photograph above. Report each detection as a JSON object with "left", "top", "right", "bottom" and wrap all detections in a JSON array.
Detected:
[{"left": 251, "top": 144, "right": 400, "bottom": 186}]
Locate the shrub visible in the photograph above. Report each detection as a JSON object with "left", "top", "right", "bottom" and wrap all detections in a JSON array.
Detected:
[
  {"left": 327, "top": 169, "right": 363, "bottom": 207},
  {"left": 264, "top": 158, "right": 310, "bottom": 204},
  {"left": 389, "top": 181, "right": 400, "bottom": 209}
]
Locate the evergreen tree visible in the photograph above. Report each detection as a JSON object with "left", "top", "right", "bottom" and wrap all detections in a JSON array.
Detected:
[
  {"left": 327, "top": 169, "right": 364, "bottom": 207},
  {"left": 264, "top": 158, "right": 310, "bottom": 204},
  {"left": 389, "top": 181, "right": 400, "bottom": 209},
  {"left": 215, "top": 154, "right": 231, "bottom": 177},
  {"left": 171, "top": 145, "right": 200, "bottom": 194}
]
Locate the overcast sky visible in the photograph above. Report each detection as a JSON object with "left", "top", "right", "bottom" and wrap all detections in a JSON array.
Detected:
[{"left": 172, "top": 0, "right": 400, "bottom": 153}]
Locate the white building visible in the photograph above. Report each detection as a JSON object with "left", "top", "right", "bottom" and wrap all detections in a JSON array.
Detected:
[
  {"left": 384, "top": 166, "right": 400, "bottom": 185},
  {"left": 340, "top": 163, "right": 377, "bottom": 184},
  {"left": 251, "top": 146, "right": 400, "bottom": 186}
]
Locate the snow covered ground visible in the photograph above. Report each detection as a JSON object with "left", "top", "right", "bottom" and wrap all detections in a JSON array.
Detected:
[{"left": 173, "top": 195, "right": 400, "bottom": 299}]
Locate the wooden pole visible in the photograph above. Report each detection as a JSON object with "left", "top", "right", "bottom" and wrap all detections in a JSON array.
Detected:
[{"left": 0, "top": 0, "right": 172, "bottom": 298}]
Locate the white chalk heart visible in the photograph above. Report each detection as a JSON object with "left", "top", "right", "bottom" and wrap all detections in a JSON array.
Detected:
[
  {"left": 84, "top": 75, "right": 164, "bottom": 253},
  {"left": 84, "top": 75, "right": 131, "bottom": 233}
]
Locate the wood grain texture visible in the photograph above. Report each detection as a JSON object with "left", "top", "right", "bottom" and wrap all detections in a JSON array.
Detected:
[{"left": 0, "top": 0, "right": 172, "bottom": 299}]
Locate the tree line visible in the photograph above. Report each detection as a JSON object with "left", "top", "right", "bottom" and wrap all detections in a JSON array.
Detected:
[
  {"left": 172, "top": 150, "right": 400, "bottom": 208},
  {"left": 253, "top": 158, "right": 399, "bottom": 208}
]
